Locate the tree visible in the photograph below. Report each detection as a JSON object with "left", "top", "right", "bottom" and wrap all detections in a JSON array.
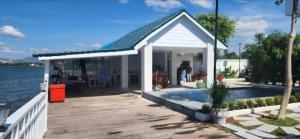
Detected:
[
  {"left": 195, "top": 13, "right": 235, "bottom": 45},
  {"left": 277, "top": 0, "right": 298, "bottom": 119},
  {"left": 222, "top": 51, "right": 239, "bottom": 59}
]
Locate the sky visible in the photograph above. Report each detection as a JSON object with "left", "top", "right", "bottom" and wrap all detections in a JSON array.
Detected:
[{"left": 0, "top": 0, "right": 293, "bottom": 59}]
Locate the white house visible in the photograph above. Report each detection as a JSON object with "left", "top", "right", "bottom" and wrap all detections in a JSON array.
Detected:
[{"left": 33, "top": 9, "right": 227, "bottom": 93}]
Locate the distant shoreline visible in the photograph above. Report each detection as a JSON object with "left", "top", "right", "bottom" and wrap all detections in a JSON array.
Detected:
[{"left": 0, "top": 65, "right": 44, "bottom": 68}]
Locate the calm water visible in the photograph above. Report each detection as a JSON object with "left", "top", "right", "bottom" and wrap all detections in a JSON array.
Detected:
[
  {"left": 0, "top": 67, "right": 43, "bottom": 115},
  {"left": 160, "top": 87, "right": 290, "bottom": 102}
]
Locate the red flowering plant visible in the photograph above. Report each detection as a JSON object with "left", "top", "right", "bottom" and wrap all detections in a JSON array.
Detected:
[{"left": 216, "top": 74, "right": 224, "bottom": 82}]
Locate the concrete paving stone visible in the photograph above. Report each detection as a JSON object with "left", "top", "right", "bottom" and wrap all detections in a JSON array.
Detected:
[
  {"left": 255, "top": 111, "right": 270, "bottom": 117},
  {"left": 239, "top": 120, "right": 263, "bottom": 127},
  {"left": 281, "top": 127, "right": 300, "bottom": 136},
  {"left": 270, "top": 110, "right": 279, "bottom": 115},
  {"left": 234, "top": 131, "right": 262, "bottom": 139},
  {"left": 233, "top": 116, "right": 256, "bottom": 121},
  {"left": 287, "top": 113, "right": 300, "bottom": 118},
  {"left": 248, "top": 114, "right": 261, "bottom": 118},
  {"left": 294, "top": 124, "right": 300, "bottom": 130},
  {"left": 220, "top": 123, "right": 246, "bottom": 132},
  {"left": 247, "top": 129, "right": 278, "bottom": 138},
  {"left": 256, "top": 124, "right": 278, "bottom": 133},
  {"left": 289, "top": 107, "right": 300, "bottom": 113}
]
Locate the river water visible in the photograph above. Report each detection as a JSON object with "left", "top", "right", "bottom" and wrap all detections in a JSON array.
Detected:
[{"left": 0, "top": 67, "right": 43, "bottom": 115}]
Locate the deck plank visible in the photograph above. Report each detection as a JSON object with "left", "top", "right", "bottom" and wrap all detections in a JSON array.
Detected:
[{"left": 44, "top": 90, "right": 238, "bottom": 139}]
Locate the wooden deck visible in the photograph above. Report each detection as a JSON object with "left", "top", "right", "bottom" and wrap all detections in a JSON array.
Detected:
[{"left": 44, "top": 89, "right": 239, "bottom": 139}]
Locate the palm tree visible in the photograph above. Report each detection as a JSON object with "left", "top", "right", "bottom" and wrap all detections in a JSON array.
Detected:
[{"left": 277, "top": 0, "right": 298, "bottom": 119}]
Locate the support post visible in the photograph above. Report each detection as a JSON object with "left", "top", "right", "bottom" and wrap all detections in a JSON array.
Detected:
[
  {"left": 44, "top": 60, "right": 50, "bottom": 92},
  {"left": 121, "top": 56, "right": 128, "bottom": 89},
  {"left": 164, "top": 52, "right": 168, "bottom": 72},
  {"left": 171, "top": 52, "right": 177, "bottom": 86},
  {"left": 141, "top": 45, "right": 152, "bottom": 92},
  {"left": 43, "top": 60, "right": 50, "bottom": 133},
  {"left": 203, "top": 44, "right": 214, "bottom": 87}
]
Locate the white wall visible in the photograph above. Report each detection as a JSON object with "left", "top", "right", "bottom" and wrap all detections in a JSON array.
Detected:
[
  {"left": 149, "top": 16, "right": 210, "bottom": 48},
  {"left": 217, "top": 59, "right": 248, "bottom": 73}
]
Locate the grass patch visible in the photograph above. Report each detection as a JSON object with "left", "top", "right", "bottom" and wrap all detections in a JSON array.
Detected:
[
  {"left": 258, "top": 116, "right": 299, "bottom": 127},
  {"left": 271, "top": 128, "right": 287, "bottom": 137}
]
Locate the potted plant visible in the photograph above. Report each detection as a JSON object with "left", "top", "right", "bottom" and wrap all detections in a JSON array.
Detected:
[
  {"left": 206, "top": 81, "right": 229, "bottom": 124},
  {"left": 195, "top": 104, "right": 212, "bottom": 121}
]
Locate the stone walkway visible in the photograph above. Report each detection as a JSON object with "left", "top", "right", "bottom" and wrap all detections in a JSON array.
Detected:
[{"left": 221, "top": 106, "right": 300, "bottom": 139}]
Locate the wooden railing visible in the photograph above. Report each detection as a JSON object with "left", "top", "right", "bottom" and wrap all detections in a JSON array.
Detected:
[{"left": 0, "top": 91, "right": 48, "bottom": 139}]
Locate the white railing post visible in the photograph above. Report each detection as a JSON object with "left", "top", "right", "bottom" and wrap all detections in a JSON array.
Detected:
[
  {"left": 0, "top": 92, "right": 47, "bottom": 139},
  {"left": 43, "top": 60, "right": 50, "bottom": 133}
]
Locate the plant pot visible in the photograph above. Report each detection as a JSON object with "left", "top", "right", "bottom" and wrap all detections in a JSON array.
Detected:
[
  {"left": 195, "top": 112, "right": 212, "bottom": 122},
  {"left": 212, "top": 111, "right": 228, "bottom": 124}
]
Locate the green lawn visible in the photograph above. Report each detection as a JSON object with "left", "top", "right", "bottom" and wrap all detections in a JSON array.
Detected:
[{"left": 257, "top": 116, "right": 299, "bottom": 127}]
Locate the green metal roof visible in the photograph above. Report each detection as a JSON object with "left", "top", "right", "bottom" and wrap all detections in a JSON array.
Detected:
[{"left": 33, "top": 9, "right": 186, "bottom": 57}]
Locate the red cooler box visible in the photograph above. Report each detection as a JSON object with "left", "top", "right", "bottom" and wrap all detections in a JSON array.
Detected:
[{"left": 49, "top": 84, "right": 66, "bottom": 102}]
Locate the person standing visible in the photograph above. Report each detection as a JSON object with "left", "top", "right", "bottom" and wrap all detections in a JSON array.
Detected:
[
  {"left": 186, "top": 65, "right": 192, "bottom": 82},
  {"left": 177, "top": 64, "right": 182, "bottom": 85}
]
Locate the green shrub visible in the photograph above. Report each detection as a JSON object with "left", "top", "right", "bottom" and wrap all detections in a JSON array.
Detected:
[
  {"left": 200, "top": 104, "right": 211, "bottom": 114},
  {"left": 295, "top": 93, "right": 300, "bottom": 102},
  {"left": 265, "top": 98, "right": 274, "bottom": 106},
  {"left": 255, "top": 98, "right": 265, "bottom": 107},
  {"left": 237, "top": 101, "right": 246, "bottom": 109},
  {"left": 228, "top": 101, "right": 235, "bottom": 111},
  {"left": 274, "top": 96, "right": 282, "bottom": 105},
  {"left": 246, "top": 99, "right": 254, "bottom": 108},
  {"left": 290, "top": 95, "right": 297, "bottom": 103},
  {"left": 219, "top": 66, "right": 238, "bottom": 78}
]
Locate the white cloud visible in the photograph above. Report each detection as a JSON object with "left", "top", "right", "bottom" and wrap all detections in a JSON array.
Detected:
[
  {"left": 0, "top": 47, "right": 11, "bottom": 53},
  {"left": 0, "top": 25, "right": 25, "bottom": 39},
  {"left": 235, "top": 15, "right": 269, "bottom": 37},
  {"left": 119, "top": 0, "right": 129, "bottom": 4},
  {"left": 74, "top": 42, "right": 85, "bottom": 47},
  {"left": 74, "top": 42, "right": 101, "bottom": 49},
  {"left": 189, "top": 0, "right": 213, "bottom": 9},
  {"left": 29, "top": 48, "right": 49, "bottom": 53},
  {"left": 0, "top": 41, "right": 5, "bottom": 46},
  {"left": 91, "top": 43, "right": 101, "bottom": 49},
  {"left": 0, "top": 47, "right": 24, "bottom": 54},
  {"left": 145, "top": 0, "right": 182, "bottom": 11}
]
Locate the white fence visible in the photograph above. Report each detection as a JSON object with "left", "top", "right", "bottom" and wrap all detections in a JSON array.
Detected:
[
  {"left": 216, "top": 59, "right": 248, "bottom": 73},
  {"left": 0, "top": 92, "right": 47, "bottom": 139}
]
